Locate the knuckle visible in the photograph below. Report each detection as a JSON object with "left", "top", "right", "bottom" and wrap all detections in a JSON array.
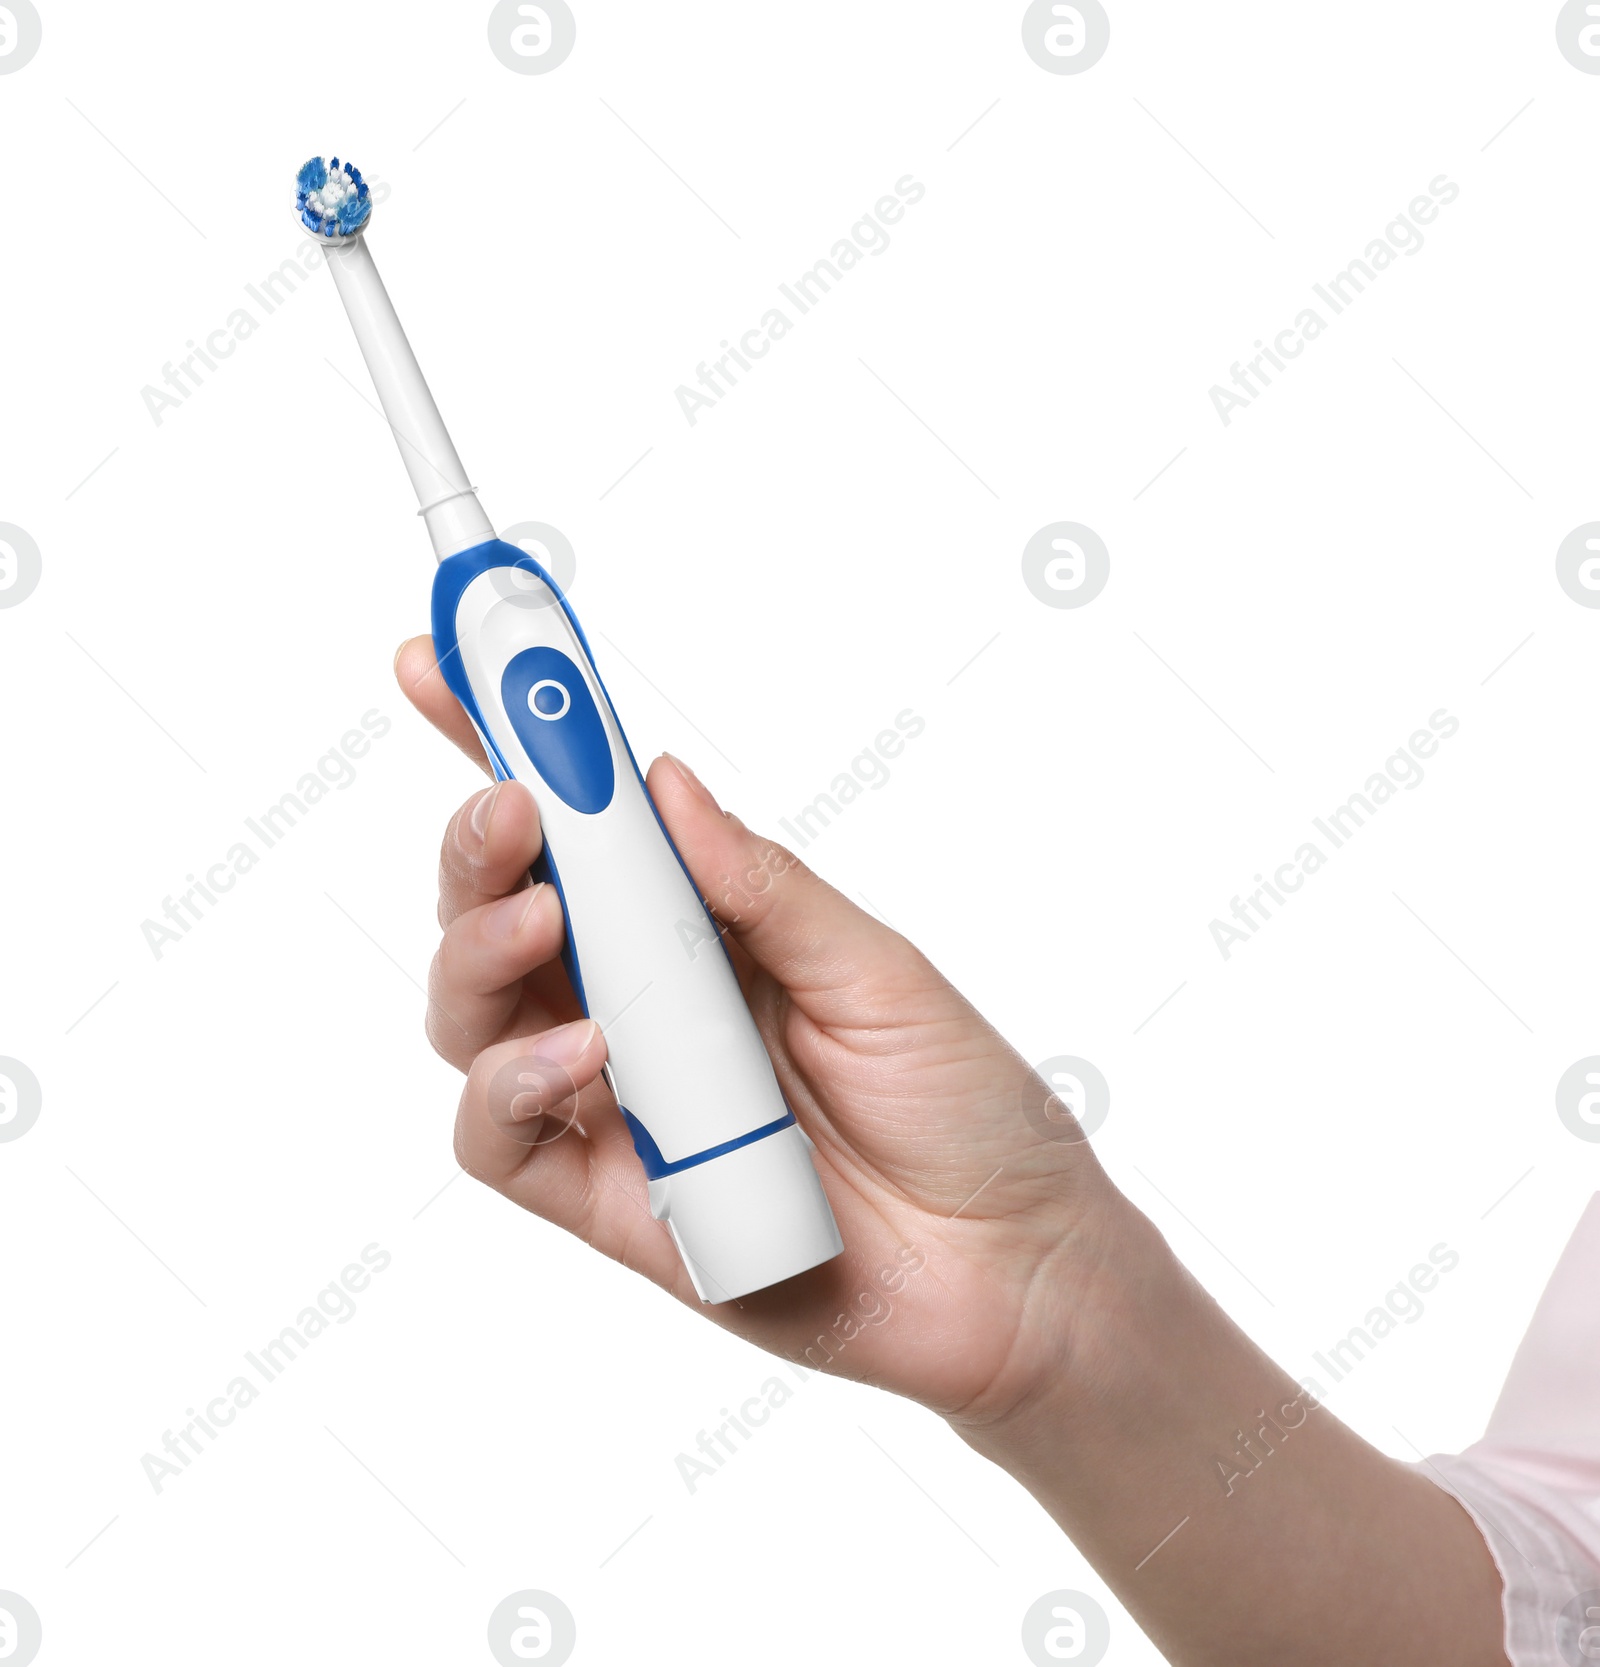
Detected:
[
  {"left": 430, "top": 930, "right": 460, "bottom": 993},
  {"left": 461, "top": 1045, "right": 499, "bottom": 1105},
  {"left": 422, "top": 1002, "right": 459, "bottom": 1065},
  {"left": 706, "top": 834, "right": 803, "bottom": 920},
  {"left": 438, "top": 808, "right": 485, "bottom": 884}
]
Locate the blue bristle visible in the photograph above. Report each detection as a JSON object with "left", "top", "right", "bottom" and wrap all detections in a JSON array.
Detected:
[
  {"left": 348, "top": 166, "right": 362, "bottom": 184},
  {"left": 356, "top": 181, "right": 369, "bottom": 200},
  {"left": 335, "top": 195, "right": 371, "bottom": 234},
  {"left": 301, "top": 206, "right": 321, "bottom": 232},
  {"left": 329, "top": 156, "right": 340, "bottom": 170},
  {"left": 296, "top": 156, "right": 327, "bottom": 193}
]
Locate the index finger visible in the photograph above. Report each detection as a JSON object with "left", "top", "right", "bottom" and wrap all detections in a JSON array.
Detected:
[{"left": 395, "top": 635, "right": 493, "bottom": 773}]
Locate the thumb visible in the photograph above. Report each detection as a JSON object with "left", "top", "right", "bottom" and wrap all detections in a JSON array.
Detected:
[{"left": 646, "top": 753, "right": 918, "bottom": 1015}]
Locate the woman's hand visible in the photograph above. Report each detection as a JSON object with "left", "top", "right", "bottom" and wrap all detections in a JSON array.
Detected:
[
  {"left": 397, "top": 635, "right": 1512, "bottom": 1666},
  {"left": 395, "top": 635, "right": 1121, "bottom": 1424}
]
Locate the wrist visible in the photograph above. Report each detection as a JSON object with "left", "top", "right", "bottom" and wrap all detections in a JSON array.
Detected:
[{"left": 944, "top": 1181, "right": 1167, "bottom": 1456}]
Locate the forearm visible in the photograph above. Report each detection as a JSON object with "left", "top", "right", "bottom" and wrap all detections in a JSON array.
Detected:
[{"left": 951, "top": 1197, "right": 1508, "bottom": 1667}]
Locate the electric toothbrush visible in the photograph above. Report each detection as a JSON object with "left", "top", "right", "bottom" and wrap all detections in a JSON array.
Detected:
[{"left": 296, "top": 155, "right": 843, "bottom": 1303}]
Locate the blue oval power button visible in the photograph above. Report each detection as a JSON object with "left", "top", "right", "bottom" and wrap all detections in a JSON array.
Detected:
[{"left": 501, "top": 646, "right": 616, "bottom": 814}]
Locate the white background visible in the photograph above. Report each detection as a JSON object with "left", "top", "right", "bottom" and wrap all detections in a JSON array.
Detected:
[{"left": 2, "top": 2, "right": 1597, "bottom": 1662}]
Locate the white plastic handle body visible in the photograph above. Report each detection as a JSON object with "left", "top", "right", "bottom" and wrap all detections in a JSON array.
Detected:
[{"left": 434, "top": 543, "right": 843, "bottom": 1302}]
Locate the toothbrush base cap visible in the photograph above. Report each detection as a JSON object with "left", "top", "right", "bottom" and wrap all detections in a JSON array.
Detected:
[{"left": 647, "top": 1123, "right": 843, "bottom": 1304}]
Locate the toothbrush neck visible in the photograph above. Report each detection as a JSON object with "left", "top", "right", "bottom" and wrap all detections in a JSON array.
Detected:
[
  {"left": 424, "top": 488, "right": 496, "bottom": 561},
  {"left": 323, "top": 236, "right": 495, "bottom": 560}
]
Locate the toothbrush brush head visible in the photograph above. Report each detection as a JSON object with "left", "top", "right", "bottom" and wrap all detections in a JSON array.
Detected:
[{"left": 296, "top": 155, "right": 371, "bottom": 241}]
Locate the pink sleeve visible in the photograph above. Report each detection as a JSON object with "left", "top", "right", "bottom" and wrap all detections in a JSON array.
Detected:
[{"left": 1410, "top": 1195, "right": 1600, "bottom": 1665}]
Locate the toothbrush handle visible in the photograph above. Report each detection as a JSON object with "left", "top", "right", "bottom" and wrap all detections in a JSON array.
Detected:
[{"left": 431, "top": 540, "right": 842, "bottom": 1302}]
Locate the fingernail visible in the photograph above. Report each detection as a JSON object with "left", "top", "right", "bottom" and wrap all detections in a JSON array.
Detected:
[
  {"left": 468, "top": 783, "right": 501, "bottom": 846},
  {"left": 664, "top": 752, "right": 720, "bottom": 813},
  {"left": 486, "top": 882, "right": 543, "bottom": 939},
  {"left": 535, "top": 1018, "right": 599, "bottom": 1066}
]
